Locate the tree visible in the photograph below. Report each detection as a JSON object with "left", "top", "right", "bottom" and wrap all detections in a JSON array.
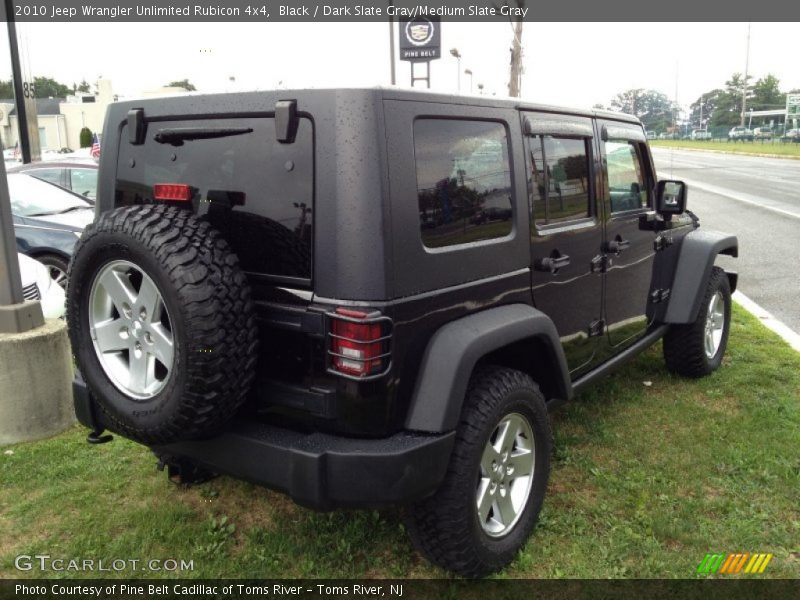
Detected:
[
  {"left": 707, "top": 73, "right": 752, "bottom": 128},
  {"left": 0, "top": 79, "right": 13, "bottom": 98},
  {"left": 609, "top": 88, "right": 677, "bottom": 133},
  {"left": 750, "top": 74, "right": 784, "bottom": 111},
  {"left": 689, "top": 89, "right": 723, "bottom": 129},
  {"left": 166, "top": 79, "right": 196, "bottom": 92},
  {"left": 31, "top": 76, "right": 71, "bottom": 98},
  {"left": 79, "top": 127, "right": 93, "bottom": 148},
  {"left": 74, "top": 79, "right": 91, "bottom": 93}
]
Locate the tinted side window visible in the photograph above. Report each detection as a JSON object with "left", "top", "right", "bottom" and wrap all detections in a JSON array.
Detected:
[
  {"left": 70, "top": 168, "right": 98, "bottom": 199},
  {"left": 529, "top": 136, "right": 591, "bottom": 227},
  {"left": 116, "top": 117, "right": 313, "bottom": 280},
  {"left": 414, "top": 119, "right": 513, "bottom": 249},
  {"left": 606, "top": 140, "right": 648, "bottom": 213}
]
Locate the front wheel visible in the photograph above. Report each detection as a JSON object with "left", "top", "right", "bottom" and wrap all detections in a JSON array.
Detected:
[
  {"left": 663, "top": 266, "right": 731, "bottom": 378},
  {"left": 404, "top": 367, "right": 552, "bottom": 577}
]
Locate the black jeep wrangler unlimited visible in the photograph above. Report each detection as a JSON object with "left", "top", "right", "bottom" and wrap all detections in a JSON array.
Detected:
[{"left": 68, "top": 88, "right": 738, "bottom": 576}]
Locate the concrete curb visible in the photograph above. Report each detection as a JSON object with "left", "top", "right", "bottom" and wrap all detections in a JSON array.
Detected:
[
  {"left": 649, "top": 144, "right": 800, "bottom": 161},
  {"left": 733, "top": 291, "right": 800, "bottom": 353},
  {"left": 0, "top": 319, "right": 75, "bottom": 445}
]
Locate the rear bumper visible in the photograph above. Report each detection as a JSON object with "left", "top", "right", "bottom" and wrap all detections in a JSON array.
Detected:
[{"left": 73, "top": 376, "right": 455, "bottom": 510}]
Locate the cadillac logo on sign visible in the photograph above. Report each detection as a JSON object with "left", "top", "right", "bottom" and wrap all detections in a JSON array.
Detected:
[{"left": 399, "top": 16, "right": 441, "bottom": 61}]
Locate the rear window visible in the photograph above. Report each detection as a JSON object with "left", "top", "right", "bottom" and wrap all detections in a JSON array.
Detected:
[{"left": 116, "top": 117, "right": 313, "bottom": 281}]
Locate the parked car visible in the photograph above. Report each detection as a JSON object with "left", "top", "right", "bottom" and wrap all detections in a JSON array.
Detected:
[
  {"left": 691, "top": 129, "right": 712, "bottom": 140},
  {"left": 753, "top": 127, "right": 773, "bottom": 140},
  {"left": 9, "top": 160, "right": 98, "bottom": 201},
  {"left": 728, "top": 126, "right": 753, "bottom": 141},
  {"left": 17, "top": 253, "right": 66, "bottom": 319},
  {"left": 645, "top": 130, "right": 657, "bottom": 140},
  {"left": 69, "top": 88, "right": 737, "bottom": 577},
  {"left": 781, "top": 128, "right": 800, "bottom": 142},
  {"left": 470, "top": 206, "right": 513, "bottom": 225},
  {"left": 9, "top": 173, "right": 94, "bottom": 288}
]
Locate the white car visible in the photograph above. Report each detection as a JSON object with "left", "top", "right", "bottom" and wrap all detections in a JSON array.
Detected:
[{"left": 17, "top": 253, "right": 66, "bottom": 319}]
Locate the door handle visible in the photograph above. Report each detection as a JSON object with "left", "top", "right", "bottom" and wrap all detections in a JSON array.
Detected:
[
  {"left": 534, "top": 253, "right": 571, "bottom": 274},
  {"left": 605, "top": 237, "right": 631, "bottom": 254}
]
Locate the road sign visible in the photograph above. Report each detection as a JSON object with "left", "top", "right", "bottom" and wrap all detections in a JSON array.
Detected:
[
  {"left": 398, "top": 16, "right": 441, "bottom": 62},
  {"left": 787, "top": 94, "right": 800, "bottom": 117}
]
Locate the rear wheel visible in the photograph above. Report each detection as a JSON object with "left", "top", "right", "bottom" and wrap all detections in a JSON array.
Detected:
[
  {"left": 404, "top": 367, "right": 552, "bottom": 577},
  {"left": 663, "top": 266, "right": 731, "bottom": 378},
  {"left": 67, "top": 205, "right": 258, "bottom": 444}
]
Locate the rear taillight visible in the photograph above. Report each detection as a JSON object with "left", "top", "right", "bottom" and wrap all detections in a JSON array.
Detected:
[
  {"left": 153, "top": 184, "right": 193, "bottom": 202},
  {"left": 328, "top": 308, "right": 391, "bottom": 379}
]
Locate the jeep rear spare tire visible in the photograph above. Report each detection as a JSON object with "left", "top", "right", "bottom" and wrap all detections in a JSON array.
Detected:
[{"left": 67, "top": 205, "right": 258, "bottom": 445}]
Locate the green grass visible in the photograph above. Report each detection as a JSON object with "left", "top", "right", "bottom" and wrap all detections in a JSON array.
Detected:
[
  {"left": 650, "top": 139, "right": 800, "bottom": 158},
  {"left": 1, "top": 305, "right": 799, "bottom": 579}
]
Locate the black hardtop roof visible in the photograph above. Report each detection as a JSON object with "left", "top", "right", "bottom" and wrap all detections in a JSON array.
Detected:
[{"left": 110, "top": 87, "right": 641, "bottom": 126}]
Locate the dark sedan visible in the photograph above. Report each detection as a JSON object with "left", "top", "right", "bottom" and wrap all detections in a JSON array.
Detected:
[
  {"left": 10, "top": 173, "right": 93, "bottom": 287},
  {"left": 8, "top": 160, "right": 98, "bottom": 200}
]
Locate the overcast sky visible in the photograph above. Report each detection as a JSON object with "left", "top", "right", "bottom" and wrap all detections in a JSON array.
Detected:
[{"left": 1, "top": 22, "right": 798, "bottom": 111}]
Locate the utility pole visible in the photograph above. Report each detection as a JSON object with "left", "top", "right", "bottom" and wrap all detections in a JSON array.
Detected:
[
  {"left": 741, "top": 22, "right": 751, "bottom": 127},
  {"left": 507, "top": 5, "right": 524, "bottom": 98},
  {"left": 465, "top": 69, "right": 473, "bottom": 94},
  {"left": 699, "top": 94, "right": 703, "bottom": 130}
]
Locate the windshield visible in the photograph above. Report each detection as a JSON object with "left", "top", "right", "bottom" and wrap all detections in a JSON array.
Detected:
[{"left": 8, "top": 173, "right": 91, "bottom": 217}]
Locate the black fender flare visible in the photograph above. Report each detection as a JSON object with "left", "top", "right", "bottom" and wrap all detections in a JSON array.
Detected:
[
  {"left": 404, "top": 304, "right": 571, "bottom": 433},
  {"left": 664, "top": 229, "right": 738, "bottom": 324}
]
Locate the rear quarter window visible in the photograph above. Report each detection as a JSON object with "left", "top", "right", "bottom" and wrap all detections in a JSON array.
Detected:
[
  {"left": 413, "top": 119, "right": 513, "bottom": 249},
  {"left": 115, "top": 117, "right": 313, "bottom": 281}
]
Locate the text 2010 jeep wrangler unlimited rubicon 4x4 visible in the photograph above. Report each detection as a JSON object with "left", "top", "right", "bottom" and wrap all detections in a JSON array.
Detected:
[{"left": 68, "top": 89, "right": 738, "bottom": 576}]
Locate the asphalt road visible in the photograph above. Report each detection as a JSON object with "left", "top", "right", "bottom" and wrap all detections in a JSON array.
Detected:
[{"left": 651, "top": 147, "right": 800, "bottom": 335}]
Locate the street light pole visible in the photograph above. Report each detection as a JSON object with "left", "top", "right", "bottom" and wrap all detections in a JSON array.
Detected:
[
  {"left": 388, "top": 0, "right": 396, "bottom": 85},
  {"left": 465, "top": 69, "right": 473, "bottom": 94},
  {"left": 741, "top": 22, "right": 751, "bottom": 127},
  {"left": 450, "top": 48, "right": 461, "bottom": 93}
]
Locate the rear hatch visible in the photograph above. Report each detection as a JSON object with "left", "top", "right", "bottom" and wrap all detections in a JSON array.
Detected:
[{"left": 114, "top": 114, "right": 332, "bottom": 411}]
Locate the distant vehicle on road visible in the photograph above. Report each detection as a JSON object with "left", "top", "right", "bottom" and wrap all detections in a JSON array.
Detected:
[
  {"left": 17, "top": 253, "right": 66, "bottom": 319},
  {"left": 753, "top": 127, "right": 773, "bottom": 140},
  {"left": 9, "top": 173, "right": 93, "bottom": 288},
  {"left": 691, "top": 129, "right": 712, "bottom": 140},
  {"left": 9, "top": 160, "right": 98, "bottom": 201},
  {"left": 728, "top": 126, "right": 754, "bottom": 141},
  {"left": 470, "top": 206, "right": 513, "bottom": 225},
  {"left": 646, "top": 131, "right": 657, "bottom": 140}
]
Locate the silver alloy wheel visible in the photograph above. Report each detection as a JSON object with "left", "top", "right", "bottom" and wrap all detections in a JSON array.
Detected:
[
  {"left": 476, "top": 412, "right": 535, "bottom": 537},
  {"left": 88, "top": 260, "right": 174, "bottom": 399},
  {"left": 49, "top": 265, "right": 68, "bottom": 289},
  {"left": 704, "top": 291, "right": 725, "bottom": 359}
]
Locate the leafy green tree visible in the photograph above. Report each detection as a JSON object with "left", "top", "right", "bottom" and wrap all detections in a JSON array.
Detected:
[
  {"left": 166, "top": 79, "right": 196, "bottom": 91},
  {"left": 0, "top": 79, "right": 13, "bottom": 98},
  {"left": 750, "top": 74, "right": 784, "bottom": 110},
  {"left": 609, "top": 89, "right": 676, "bottom": 133},
  {"left": 689, "top": 89, "right": 723, "bottom": 128},
  {"left": 708, "top": 73, "right": 752, "bottom": 128},
  {"left": 31, "top": 76, "right": 70, "bottom": 98},
  {"left": 75, "top": 79, "right": 91, "bottom": 93},
  {"left": 79, "top": 127, "right": 93, "bottom": 148}
]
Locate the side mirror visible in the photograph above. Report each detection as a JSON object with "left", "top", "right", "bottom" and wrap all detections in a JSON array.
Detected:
[{"left": 656, "top": 180, "right": 687, "bottom": 216}]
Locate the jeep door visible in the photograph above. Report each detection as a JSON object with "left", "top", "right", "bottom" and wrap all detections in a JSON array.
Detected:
[
  {"left": 523, "top": 112, "right": 604, "bottom": 377},
  {"left": 596, "top": 119, "right": 657, "bottom": 348}
]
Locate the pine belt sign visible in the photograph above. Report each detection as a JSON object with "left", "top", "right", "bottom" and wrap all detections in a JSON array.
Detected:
[
  {"left": 399, "top": 16, "right": 441, "bottom": 61},
  {"left": 787, "top": 94, "right": 800, "bottom": 117}
]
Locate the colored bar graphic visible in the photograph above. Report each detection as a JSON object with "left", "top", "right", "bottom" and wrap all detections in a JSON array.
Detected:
[{"left": 698, "top": 552, "right": 774, "bottom": 575}]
